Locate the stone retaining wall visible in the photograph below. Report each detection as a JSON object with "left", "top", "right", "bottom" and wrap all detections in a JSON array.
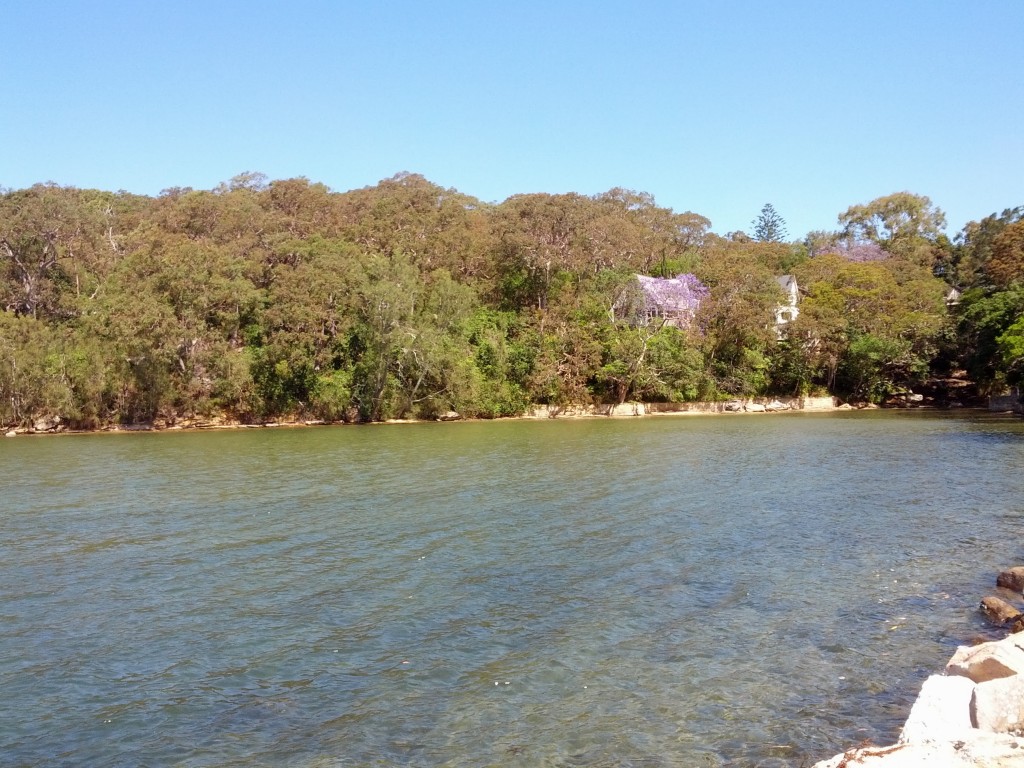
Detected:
[{"left": 522, "top": 396, "right": 838, "bottom": 419}]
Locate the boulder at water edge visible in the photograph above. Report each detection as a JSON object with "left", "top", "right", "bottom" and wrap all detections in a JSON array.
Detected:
[
  {"left": 898, "top": 673, "right": 976, "bottom": 743},
  {"left": 946, "top": 635, "right": 1024, "bottom": 683},
  {"left": 980, "top": 596, "right": 1022, "bottom": 626},
  {"left": 997, "top": 567, "right": 1024, "bottom": 593},
  {"left": 32, "top": 415, "right": 61, "bottom": 432},
  {"left": 971, "top": 674, "right": 1024, "bottom": 734}
]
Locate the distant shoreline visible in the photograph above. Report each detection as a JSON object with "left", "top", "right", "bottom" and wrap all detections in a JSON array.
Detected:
[{"left": 7, "top": 397, "right": 996, "bottom": 437}]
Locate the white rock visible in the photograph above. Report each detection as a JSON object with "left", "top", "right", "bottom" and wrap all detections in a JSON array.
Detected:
[
  {"left": 745, "top": 402, "right": 766, "bottom": 412},
  {"left": 898, "top": 674, "right": 976, "bottom": 744},
  {"left": 972, "top": 674, "right": 1024, "bottom": 734},
  {"left": 32, "top": 415, "right": 61, "bottom": 432},
  {"left": 813, "top": 633, "right": 1024, "bottom": 767},
  {"left": 815, "top": 732, "right": 1024, "bottom": 766},
  {"left": 608, "top": 402, "right": 645, "bottom": 417}
]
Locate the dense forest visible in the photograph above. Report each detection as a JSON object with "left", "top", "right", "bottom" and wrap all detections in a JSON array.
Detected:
[{"left": 0, "top": 173, "right": 1021, "bottom": 428}]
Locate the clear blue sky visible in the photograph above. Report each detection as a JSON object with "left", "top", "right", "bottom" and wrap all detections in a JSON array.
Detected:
[{"left": 2, "top": 1, "right": 1021, "bottom": 239}]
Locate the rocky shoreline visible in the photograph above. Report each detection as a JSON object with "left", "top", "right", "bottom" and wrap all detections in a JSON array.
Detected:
[
  {"left": 812, "top": 568, "right": 1024, "bottom": 767},
  {"left": 7, "top": 394, "right": 1011, "bottom": 437},
  {"left": 1, "top": 396, "right": 850, "bottom": 436}
]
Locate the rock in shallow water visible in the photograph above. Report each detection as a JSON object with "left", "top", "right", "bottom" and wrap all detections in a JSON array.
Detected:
[
  {"left": 997, "top": 567, "right": 1024, "bottom": 593},
  {"left": 981, "top": 596, "right": 1022, "bottom": 626}
]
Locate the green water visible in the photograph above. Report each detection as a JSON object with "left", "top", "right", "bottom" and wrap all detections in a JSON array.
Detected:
[{"left": 3, "top": 412, "right": 1024, "bottom": 767}]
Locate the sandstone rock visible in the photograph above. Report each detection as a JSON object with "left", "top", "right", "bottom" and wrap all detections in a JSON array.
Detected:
[
  {"left": 765, "top": 399, "right": 790, "bottom": 411},
  {"left": 437, "top": 410, "right": 462, "bottom": 421},
  {"left": 724, "top": 400, "right": 744, "bottom": 412},
  {"left": 814, "top": 732, "right": 1024, "bottom": 767},
  {"left": 814, "top": 629, "right": 1024, "bottom": 768},
  {"left": 981, "top": 596, "right": 1023, "bottom": 625},
  {"left": 32, "top": 415, "right": 61, "bottom": 432},
  {"left": 4, "top": 429, "right": 16, "bottom": 437},
  {"left": 745, "top": 402, "right": 766, "bottom": 412},
  {"left": 899, "top": 673, "right": 976, "bottom": 743},
  {"left": 972, "top": 674, "right": 1024, "bottom": 734},
  {"left": 997, "top": 567, "right": 1024, "bottom": 592},
  {"left": 608, "top": 402, "right": 645, "bottom": 417},
  {"left": 1002, "top": 633, "right": 1024, "bottom": 654},
  {"left": 946, "top": 635, "right": 1024, "bottom": 682}
]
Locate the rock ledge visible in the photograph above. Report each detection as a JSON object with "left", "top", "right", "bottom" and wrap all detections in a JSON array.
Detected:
[{"left": 813, "top": 633, "right": 1024, "bottom": 767}]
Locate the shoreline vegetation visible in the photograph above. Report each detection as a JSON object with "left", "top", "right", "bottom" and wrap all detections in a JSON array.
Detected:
[{"left": 1, "top": 177, "right": 1022, "bottom": 434}]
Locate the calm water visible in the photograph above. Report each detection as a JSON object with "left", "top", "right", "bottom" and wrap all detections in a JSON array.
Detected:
[{"left": 3, "top": 412, "right": 1024, "bottom": 767}]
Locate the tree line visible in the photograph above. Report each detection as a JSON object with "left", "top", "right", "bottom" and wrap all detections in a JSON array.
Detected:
[{"left": 0, "top": 173, "right": 1021, "bottom": 428}]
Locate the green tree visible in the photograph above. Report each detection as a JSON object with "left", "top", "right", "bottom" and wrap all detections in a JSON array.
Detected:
[
  {"left": 951, "top": 207, "right": 1022, "bottom": 288},
  {"left": 838, "top": 192, "right": 946, "bottom": 267},
  {"left": 996, "top": 317, "right": 1024, "bottom": 386},
  {"left": 752, "top": 203, "right": 788, "bottom": 243},
  {"left": 956, "top": 286, "right": 1024, "bottom": 392},
  {"left": 791, "top": 254, "right": 947, "bottom": 401},
  {"left": 986, "top": 220, "right": 1024, "bottom": 289},
  {"left": 695, "top": 244, "right": 780, "bottom": 396}
]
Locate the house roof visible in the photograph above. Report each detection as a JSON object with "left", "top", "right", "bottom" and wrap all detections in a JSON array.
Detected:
[{"left": 776, "top": 274, "right": 798, "bottom": 291}]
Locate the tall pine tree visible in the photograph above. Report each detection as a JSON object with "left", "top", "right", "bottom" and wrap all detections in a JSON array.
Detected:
[{"left": 752, "top": 203, "right": 788, "bottom": 243}]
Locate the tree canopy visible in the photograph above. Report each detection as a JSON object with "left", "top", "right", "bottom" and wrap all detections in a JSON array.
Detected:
[{"left": 0, "top": 176, "right": 1015, "bottom": 428}]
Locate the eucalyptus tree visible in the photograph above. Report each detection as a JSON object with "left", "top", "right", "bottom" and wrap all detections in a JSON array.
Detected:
[
  {"left": 838, "top": 192, "right": 946, "bottom": 269},
  {"left": 956, "top": 286, "right": 1024, "bottom": 392},
  {"left": 337, "top": 173, "right": 494, "bottom": 281},
  {"left": 954, "top": 206, "right": 1023, "bottom": 288},
  {"left": 791, "top": 254, "right": 947, "bottom": 401},
  {"left": 986, "top": 220, "right": 1024, "bottom": 289},
  {"left": 694, "top": 242, "right": 781, "bottom": 395},
  {"left": 492, "top": 192, "right": 587, "bottom": 311},
  {"left": 0, "top": 184, "right": 131, "bottom": 320}
]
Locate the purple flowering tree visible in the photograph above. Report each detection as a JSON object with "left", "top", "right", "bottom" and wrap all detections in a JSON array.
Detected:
[{"left": 635, "top": 273, "right": 710, "bottom": 327}]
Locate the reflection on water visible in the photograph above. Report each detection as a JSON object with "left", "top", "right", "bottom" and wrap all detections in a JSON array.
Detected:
[{"left": 2, "top": 411, "right": 1024, "bottom": 767}]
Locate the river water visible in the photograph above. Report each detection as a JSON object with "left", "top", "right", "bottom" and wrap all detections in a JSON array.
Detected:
[{"left": 3, "top": 411, "right": 1024, "bottom": 767}]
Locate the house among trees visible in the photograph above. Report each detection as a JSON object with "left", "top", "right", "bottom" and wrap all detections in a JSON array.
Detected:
[
  {"left": 774, "top": 274, "right": 800, "bottom": 336},
  {"left": 612, "top": 273, "right": 709, "bottom": 329}
]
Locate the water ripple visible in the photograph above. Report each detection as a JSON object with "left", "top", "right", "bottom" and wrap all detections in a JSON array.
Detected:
[{"left": 2, "top": 413, "right": 1023, "bottom": 766}]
